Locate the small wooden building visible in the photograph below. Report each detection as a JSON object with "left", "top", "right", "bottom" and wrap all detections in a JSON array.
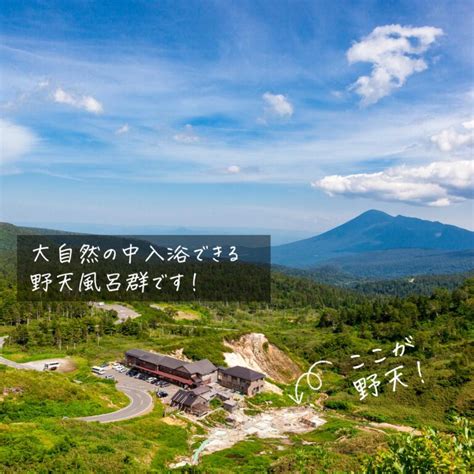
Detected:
[
  {"left": 218, "top": 366, "right": 265, "bottom": 396},
  {"left": 170, "top": 385, "right": 213, "bottom": 415}
]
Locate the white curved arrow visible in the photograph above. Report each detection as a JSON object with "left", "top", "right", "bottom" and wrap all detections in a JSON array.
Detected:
[{"left": 288, "top": 360, "right": 333, "bottom": 405}]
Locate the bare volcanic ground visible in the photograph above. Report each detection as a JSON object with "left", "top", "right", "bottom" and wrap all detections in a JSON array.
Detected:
[
  {"left": 223, "top": 333, "right": 302, "bottom": 384},
  {"left": 171, "top": 407, "right": 326, "bottom": 468}
]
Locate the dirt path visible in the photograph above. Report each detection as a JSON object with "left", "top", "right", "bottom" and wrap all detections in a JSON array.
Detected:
[
  {"left": 26, "top": 358, "right": 77, "bottom": 373},
  {"left": 369, "top": 421, "right": 422, "bottom": 435},
  {"left": 0, "top": 355, "right": 76, "bottom": 372}
]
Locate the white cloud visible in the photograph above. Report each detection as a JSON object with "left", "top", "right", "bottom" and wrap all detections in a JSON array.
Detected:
[
  {"left": 53, "top": 87, "right": 103, "bottom": 114},
  {"left": 173, "top": 124, "right": 200, "bottom": 143},
  {"left": 431, "top": 119, "right": 474, "bottom": 152},
  {"left": 0, "top": 119, "right": 37, "bottom": 165},
  {"left": 347, "top": 24, "right": 443, "bottom": 105},
  {"left": 115, "top": 124, "right": 130, "bottom": 135},
  {"left": 313, "top": 160, "right": 473, "bottom": 207},
  {"left": 38, "top": 79, "right": 50, "bottom": 89},
  {"left": 463, "top": 119, "right": 474, "bottom": 130},
  {"left": 226, "top": 165, "right": 241, "bottom": 174},
  {"left": 53, "top": 88, "right": 76, "bottom": 107},
  {"left": 262, "top": 92, "right": 293, "bottom": 118}
]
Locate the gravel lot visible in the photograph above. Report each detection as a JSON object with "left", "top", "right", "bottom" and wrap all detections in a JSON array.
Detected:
[{"left": 92, "top": 303, "right": 140, "bottom": 324}]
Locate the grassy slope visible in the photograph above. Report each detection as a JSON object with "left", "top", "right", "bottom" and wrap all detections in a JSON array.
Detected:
[
  {"left": 0, "top": 364, "right": 195, "bottom": 473},
  {"left": 0, "top": 365, "right": 127, "bottom": 422},
  {"left": 0, "top": 407, "right": 192, "bottom": 473}
]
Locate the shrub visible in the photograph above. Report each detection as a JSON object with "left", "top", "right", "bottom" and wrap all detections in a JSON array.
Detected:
[
  {"left": 325, "top": 400, "right": 351, "bottom": 411},
  {"left": 365, "top": 417, "right": 472, "bottom": 473}
]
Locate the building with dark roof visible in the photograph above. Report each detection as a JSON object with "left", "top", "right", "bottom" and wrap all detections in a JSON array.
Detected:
[
  {"left": 181, "top": 359, "right": 216, "bottom": 377},
  {"left": 124, "top": 349, "right": 217, "bottom": 386},
  {"left": 171, "top": 385, "right": 213, "bottom": 415},
  {"left": 218, "top": 366, "right": 265, "bottom": 396}
]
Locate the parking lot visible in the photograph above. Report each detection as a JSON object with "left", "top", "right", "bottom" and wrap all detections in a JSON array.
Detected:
[{"left": 99, "top": 363, "right": 182, "bottom": 405}]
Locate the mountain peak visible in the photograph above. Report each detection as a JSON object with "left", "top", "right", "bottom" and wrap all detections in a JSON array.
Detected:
[
  {"left": 349, "top": 209, "right": 393, "bottom": 224},
  {"left": 359, "top": 209, "right": 391, "bottom": 218},
  {"left": 272, "top": 210, "right": 474, "bottom": 272},
  {"left": 333, "top": 209, "right": 393, "bottom": 233}
]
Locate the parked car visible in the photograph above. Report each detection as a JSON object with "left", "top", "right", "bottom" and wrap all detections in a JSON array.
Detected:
[
  {"left": 161, "top": 381, "right": 170, "bottom": 387},
  {"left": 156, "top": 390, "right": 168, "bottom": 398}
]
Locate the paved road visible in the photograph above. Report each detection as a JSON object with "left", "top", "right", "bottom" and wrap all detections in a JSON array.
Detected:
[
  {"left": 78, "top": 384, "right": 154, "bottom": 423},
  {"left": 0, "top": 338, "right": 35, "bottom": 370},
  {"left": 0, "top": 348, "right": 156, "bottom": 423},
  {"left": 0, "top": 355, "right": 30, "bottom": 370},
  {"left": 0, "top": 337, "right": 25, "bottom": 369},
  {"left": 0, "top": 350, "right": 156, "bottom": 423}
]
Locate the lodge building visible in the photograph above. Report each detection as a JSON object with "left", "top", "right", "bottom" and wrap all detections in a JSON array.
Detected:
[
  {"left": 125, "top": 349, "right": 217, "bottom": 387},
  {"left": 125, "top": 349, "right": 266, "bottom": 405}
]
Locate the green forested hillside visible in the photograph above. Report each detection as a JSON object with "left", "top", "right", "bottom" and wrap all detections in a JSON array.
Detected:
[
  {"left": 0, "top": 243, "right": 472, "bottom": 472},
  {"left": 0, "top": 222, "right": 70, "bottom": 251},
  {"left": 276, "top": 264, "right": 473, "bottom": 297}
]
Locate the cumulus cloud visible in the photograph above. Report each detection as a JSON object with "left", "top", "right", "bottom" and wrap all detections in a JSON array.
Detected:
[
  {"left": 226, "top": 165, "right": 241, "bottom": 174},
  {"left": 115, "top": 124, "right": 130, "bottom": 135},
  {"left": 431, "top": 119, "right": 474, "bottom": 152},
  {"left": 53, "top": 88, "right": 103, "bottom": 114},
  {"left": 262, "top": 92, "right": 293, "bottom": 118},
  {"left": 313, "top": 160, "right": 473, "bottom": 207},
  {"left": 173, "top": 124, "right": 200, "bottom": 144},
  {"left": 0, "top": 119, "right": 37, "bottom": 165},
  {"left": 347, "top": 24, "right": 443, "bottom": 105}
]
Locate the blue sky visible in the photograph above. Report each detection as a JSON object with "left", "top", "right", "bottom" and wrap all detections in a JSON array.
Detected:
[{"left": 1, "top": 0, "right": 473, "bottom": 241}]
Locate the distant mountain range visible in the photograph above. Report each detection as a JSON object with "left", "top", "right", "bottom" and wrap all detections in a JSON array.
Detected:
[
  {"left": 2, "top": 210, "right": 474, "bottom": 280},
  {"left": 272, "top": 210, "right": 474, "bottom": 278}
]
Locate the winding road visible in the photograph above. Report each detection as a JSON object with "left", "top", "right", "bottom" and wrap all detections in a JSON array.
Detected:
[
  {"left": 0, "top": 342, "right": 155, "bottom": 423},
  {"left": 0, "top": 338, "right": 34, "bottom": 370},
  {"left": 0, "top": 355, "right": 28, "bottom": 370},
  {"left": 78, "top": 384, "right": 154, "bottom": 423}
]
